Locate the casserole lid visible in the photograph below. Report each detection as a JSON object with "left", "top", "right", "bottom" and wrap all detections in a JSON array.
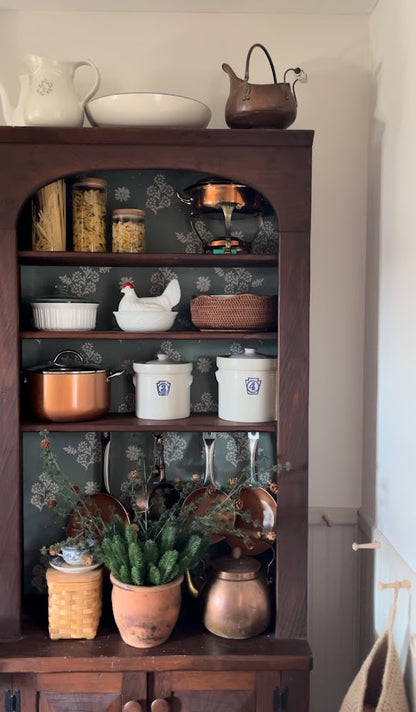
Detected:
[{"left": 31, "top": 297, "right": 98, "bottom": 305}]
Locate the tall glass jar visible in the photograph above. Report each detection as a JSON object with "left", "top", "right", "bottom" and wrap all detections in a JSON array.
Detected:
[
  {"left": 72, "top": 177, "right": 107, "bottom": 252},
  {"left": 32, "top": 179, "right": 66, "bottom": 251},
  {"left": 112, "top": 208, "right": 146, "bottom": 253}
]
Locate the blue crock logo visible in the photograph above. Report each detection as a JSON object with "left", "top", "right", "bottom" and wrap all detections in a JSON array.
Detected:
[
  {"left": 245, "top": 377, "right": 262, "bottom": 395},
  {"left": 156, "top": 380, "right": 171, "bottom": 396}
]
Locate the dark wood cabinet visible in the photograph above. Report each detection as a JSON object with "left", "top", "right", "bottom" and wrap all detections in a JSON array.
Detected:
[{"left": 0, "top": 127, "right": 313, "bottom": 711}]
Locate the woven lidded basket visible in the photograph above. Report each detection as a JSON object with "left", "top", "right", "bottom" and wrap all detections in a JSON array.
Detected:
[
  {"left": 46, "top": 566, "right": 103, "bottom": 640},
  {"left": 190, "top": 293, "right": 277, "bottom": 331}
]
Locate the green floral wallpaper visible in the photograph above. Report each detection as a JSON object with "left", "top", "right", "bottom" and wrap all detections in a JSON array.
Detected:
[{"left": 21, "top": 168, "right": 279, "bottom": 594}]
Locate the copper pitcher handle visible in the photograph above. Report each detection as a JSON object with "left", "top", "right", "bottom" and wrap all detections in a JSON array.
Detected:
[{"left": 244, "top": 43, "right": 278, "bottom": 83}]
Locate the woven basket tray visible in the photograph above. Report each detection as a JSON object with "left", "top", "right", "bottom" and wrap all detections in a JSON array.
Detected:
[
  {"left": 190, "top": 293, "right": 277, "bottom": 331},
  {"left": 46, "top": 566, "right": 103, "bottom": 640}
]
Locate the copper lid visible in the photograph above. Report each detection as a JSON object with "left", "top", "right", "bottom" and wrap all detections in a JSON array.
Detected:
[{"left": 211, "top": 547, "right": 261, "bottom": 581}]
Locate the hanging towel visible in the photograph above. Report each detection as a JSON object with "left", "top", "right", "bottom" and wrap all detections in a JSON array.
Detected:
[{"left": 339, "top": 627, "right": 409, "bottom": 711}]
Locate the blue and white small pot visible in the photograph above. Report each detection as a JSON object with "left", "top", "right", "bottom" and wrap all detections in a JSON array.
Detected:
[{"left": 60, "top": 543, "right": 94, "bottom": 566}]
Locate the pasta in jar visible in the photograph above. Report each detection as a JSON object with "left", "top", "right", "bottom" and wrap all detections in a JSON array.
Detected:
[
  {"left": 112, "top": 208, "right": 146, "bottom": 253},
  {"left": 32, "top": 179, "right": 66, "bottom": 251},
  {"left": 72, "top": 177, "right": 107, "bottom": 252}
]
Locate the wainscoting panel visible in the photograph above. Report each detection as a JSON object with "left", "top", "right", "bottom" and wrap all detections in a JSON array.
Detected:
[
  {"left": 357, "top": 513, "right": 416, "bottom": 711},
  {"left": 308, "top": 507, "right": 359, "bottom": 712}
]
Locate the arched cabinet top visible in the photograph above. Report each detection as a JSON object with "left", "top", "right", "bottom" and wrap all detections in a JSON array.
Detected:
[{"left": 0, "top": 127, "right": 313, "bottom": 230}]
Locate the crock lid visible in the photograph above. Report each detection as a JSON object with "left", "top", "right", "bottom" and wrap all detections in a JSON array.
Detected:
[
  {"left": 216, "top": 348, "right": 276, "bottom": 370},
  {"left": 133, "top": 353, "right": 192, "bottom": 373}
]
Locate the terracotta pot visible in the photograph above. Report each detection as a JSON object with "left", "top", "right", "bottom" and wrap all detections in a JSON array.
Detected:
[{"left": 110, "top": 573, "right": 183, "bottom": 648}]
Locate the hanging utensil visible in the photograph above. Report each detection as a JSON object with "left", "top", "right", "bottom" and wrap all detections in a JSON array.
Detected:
[
  {"left": 66, "top": 432, "right": 130, "bottom": 538},
  {"left": 134, "top": 433, "right": 180, "bottom": 519},
  {"left": 183, "top": 433, "right": 235, "bottom": 543},
  {"left": 226, "top": 431, "right": 277, "bottom": 555}
]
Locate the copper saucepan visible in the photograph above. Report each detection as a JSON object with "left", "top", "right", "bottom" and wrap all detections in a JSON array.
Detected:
[
  {"left": 135, "top": 434, "right": 180, "bottom": 519},
  {"left": 226, "top": 431, "right": 277, "bottom": 555},
  {"left": 177, "top": 178, "right": 264, "bottom": 214},
  {"left": 183, "top": 433, "right": 235, "bottom": 544},
  {"left": 25, "top": 349, "right": 124, "bottom": 422}
]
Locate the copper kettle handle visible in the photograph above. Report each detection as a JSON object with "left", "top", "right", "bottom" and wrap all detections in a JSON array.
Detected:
[{"left": 244, "top": 43, "right": 278, "bottom": 83}]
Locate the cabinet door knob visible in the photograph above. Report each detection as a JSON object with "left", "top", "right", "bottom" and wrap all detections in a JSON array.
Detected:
[
  {"left": 151, "top": 699, "right": 170, "bottom": 712},
  {"left": 123, "top": 702, "right": 143, "bottom": 712}
]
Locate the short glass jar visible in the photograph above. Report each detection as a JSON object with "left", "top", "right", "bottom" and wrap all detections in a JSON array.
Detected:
[
  {"left": 111, "top": 208, "right": 146, "bottom": 253},
  {"left": 72, "top": 177, "right": 107, "bottom": 252}
]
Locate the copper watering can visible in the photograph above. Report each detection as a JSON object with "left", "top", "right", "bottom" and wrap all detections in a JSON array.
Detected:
[{"left": 222, "top": 43, "right": 307, "bottom": 129}]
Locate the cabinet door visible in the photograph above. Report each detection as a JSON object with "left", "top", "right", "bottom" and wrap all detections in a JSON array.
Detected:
[
  {"left": 151, "top": 670, "right": 309, "bottom": 712},
  {"left": 15, "top": 671, "right": 147, "bottom": 712},
  {"left": 151, "top": 670, "right": 272, "bottom": 712}
]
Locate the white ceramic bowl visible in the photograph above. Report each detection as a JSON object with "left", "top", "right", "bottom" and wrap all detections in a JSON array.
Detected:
[
  {"left": 31, "top": 301, "right": 98, "bottom": 331},
  {"left": 85, "top": 92, "right": 212, "bottom": 128},
  {"left": 113, "top": 310, "right": 177, "bottom": 332}
]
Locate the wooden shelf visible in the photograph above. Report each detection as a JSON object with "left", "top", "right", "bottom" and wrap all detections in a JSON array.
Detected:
[
  {"left": 20, "top": 329, "right": 277, "bottom": 340},
  {"left": 20, "top": 413, "right": 277, "bottom": 432},
  {"left": 0, "top": 627, "right": 312, "bottom": 674},
  {"left": 18, "top": 251, "right": 278, "bottom": 267}
]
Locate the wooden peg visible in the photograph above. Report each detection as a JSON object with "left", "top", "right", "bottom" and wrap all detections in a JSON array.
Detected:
[
  {"left": 378, "top": 579, "right": 411, "bottom": 591},
  {"left": 352, "top": 541, "right": 381, "bottom": 551}
]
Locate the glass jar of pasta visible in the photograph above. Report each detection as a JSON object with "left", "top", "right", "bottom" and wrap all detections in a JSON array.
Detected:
[
  {"left": 111, "top": 208, "right": 146, "bottom": 253},
  {"left": 72, "top": 177, "right": 107, "bottom": 252},
  {"left": 32, "top": 179, "right": 66, "bottom": 251}
]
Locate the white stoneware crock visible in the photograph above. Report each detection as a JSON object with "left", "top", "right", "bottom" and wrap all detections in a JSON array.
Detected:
[
  {"left": 215, "top": 348, "right": 276, "bottom": 422},
  {"left": 133, "top": 353, "right": 193, "bottom": 420}
]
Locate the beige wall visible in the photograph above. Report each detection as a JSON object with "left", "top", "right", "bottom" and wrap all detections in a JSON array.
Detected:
[
  {"left": 0, "top": 12, "right": 369, "bottom": 509},
  {"left": 365, "top": 0, "right": 416, "bottom": 569}
]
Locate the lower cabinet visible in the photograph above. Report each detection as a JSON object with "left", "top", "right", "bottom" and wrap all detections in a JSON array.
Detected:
[{"left": 10, "top": 668, "right": 309, "bottom": 712}]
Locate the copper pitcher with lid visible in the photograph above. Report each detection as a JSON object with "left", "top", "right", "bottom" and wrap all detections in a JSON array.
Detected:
[{"left": 203, "top": 547, "right": 271, "bottom": 639}]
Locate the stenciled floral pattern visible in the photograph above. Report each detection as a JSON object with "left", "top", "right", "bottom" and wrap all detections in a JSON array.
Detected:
[
  {"left": 146, "top": 174, "right": 175, "bottom": 214},
  {"left": 59, "top": 266, "right": 111, "bottom": 297},
  {"left": 63, "top": 432, "right": 102, "bottom": 470},
  {"left": 114, "top": 186, "right": 131, "bottom": 202}
]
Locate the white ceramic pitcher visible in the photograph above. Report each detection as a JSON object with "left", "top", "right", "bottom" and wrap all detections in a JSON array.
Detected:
[{"left": 22, "top": 54, "right": 100, "bottom": 126}]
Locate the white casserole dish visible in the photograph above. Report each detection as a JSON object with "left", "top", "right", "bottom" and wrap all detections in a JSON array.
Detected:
[{"left": 31, "top": 299, "right": 98, "bottom": 331}]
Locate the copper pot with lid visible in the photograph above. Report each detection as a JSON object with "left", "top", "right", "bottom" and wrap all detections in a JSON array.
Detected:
[
  {"left": 24, "top": 349, "right": 124, "bottom": 422},
  {"left": 203, "top": 546, "right": 271, "bottom": 639}
]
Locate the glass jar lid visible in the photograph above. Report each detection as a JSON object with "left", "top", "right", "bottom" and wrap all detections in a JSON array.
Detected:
[
  {"left": 72, "top": 177, "right": 107, "bottom": 189},
  {"left": 112, "top": 208, "right": 145, "bottom": 218}
]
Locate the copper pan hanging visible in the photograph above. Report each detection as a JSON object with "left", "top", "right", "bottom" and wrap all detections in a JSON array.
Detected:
[
  {"left": 183, "top": 433, "right": 235, "bottom": 543},
  {"left": 226, "top": 431, "right": 277, "bottom": 555}
]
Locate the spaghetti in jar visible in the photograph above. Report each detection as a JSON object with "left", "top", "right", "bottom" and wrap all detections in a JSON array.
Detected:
[
  {"left": 72, "top": 177, "right": 107, "bottom": 251},
  {"left": 111, "top": 208, "right": 146, "bottom": 253},
  {"left": 32, "top": 179, "right": 66, "bottom": 251}
]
